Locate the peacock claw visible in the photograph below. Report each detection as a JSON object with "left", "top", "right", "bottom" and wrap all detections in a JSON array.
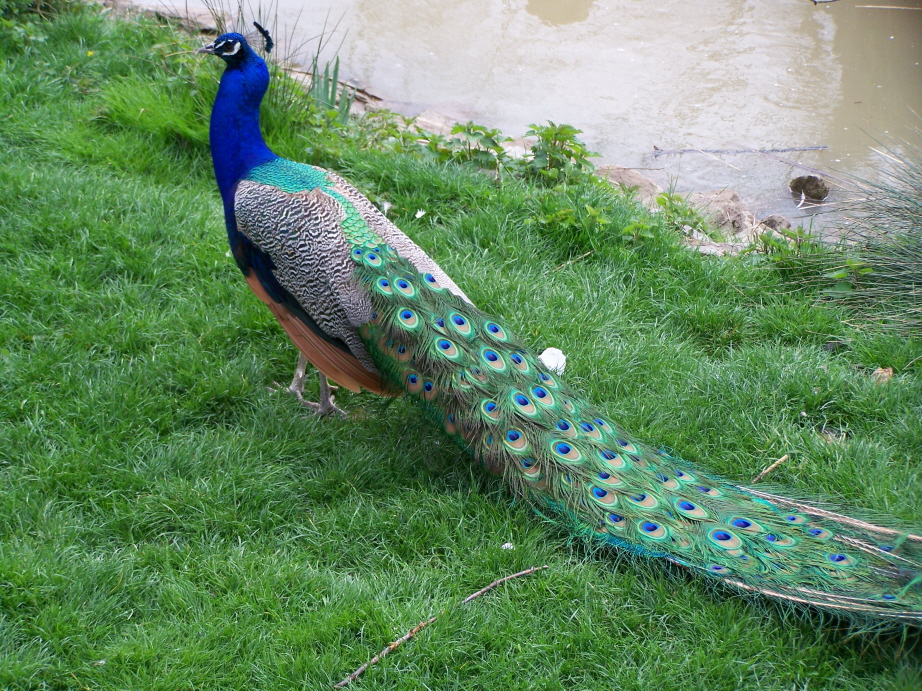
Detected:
[{"left": 275, "top": 353, "right": 346, "bottom": 417}]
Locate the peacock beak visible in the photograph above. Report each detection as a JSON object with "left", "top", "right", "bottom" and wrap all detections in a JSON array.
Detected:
[{"left": 197, "top": 43, "right": 216, "bottom": 55}]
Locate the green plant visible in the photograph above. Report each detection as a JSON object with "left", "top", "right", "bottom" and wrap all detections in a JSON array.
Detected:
[
  {"left": 0, "top": 0, "right": 49, "bottom": 49},
  {"left": 826, "top": 139, "right": 922, "bottom": 329},
  {"left": 620, "top": 220, "right": 655, "bottom": 244},
  {"left": 521, "top": 121, "right": 597, "bottom": 184},
  {"left": 307, "top": 54, "right": 353, "bottom": 125},
  {"left": 822, "top": 256, "right": 874, "bottom": 296},
  {"left": 655, "top": 192, "right": 711, "bottom": 238}
]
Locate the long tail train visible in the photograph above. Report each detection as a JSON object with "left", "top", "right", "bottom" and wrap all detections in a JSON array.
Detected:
[{"left": 350, "top": 240, "right": 922, "bottom": 625}]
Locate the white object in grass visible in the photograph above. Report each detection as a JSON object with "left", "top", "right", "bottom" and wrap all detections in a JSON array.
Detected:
[{"left": 538, "top": 347, "right": 567, "bottom": 374}]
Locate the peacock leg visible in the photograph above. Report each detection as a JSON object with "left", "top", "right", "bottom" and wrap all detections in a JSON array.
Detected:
[{"left": 280, "top": 353, "right": 345, "bottom": 417}]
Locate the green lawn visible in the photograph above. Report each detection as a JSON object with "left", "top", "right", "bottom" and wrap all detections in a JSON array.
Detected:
[{"left": 2, "top": 8, "right": 922, "bottom": 690}]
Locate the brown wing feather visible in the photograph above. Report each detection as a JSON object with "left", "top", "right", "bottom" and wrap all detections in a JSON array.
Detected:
[{"left": 244, "top": 273, "right": 394, "bottom": 396}]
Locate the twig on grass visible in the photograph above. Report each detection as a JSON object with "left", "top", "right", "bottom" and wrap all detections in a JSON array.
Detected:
[
  {"left": 554, "top": 251, "right": 593, "bottom": 272},
  {"left": 751, "top": 454, "right": 790, "bottom": 484},
  {"left": 333, "top": 565, "right": 549, "bottom": 688}
]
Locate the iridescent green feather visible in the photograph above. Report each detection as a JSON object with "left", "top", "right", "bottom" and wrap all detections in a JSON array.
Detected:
[{"left": 329, "top": 182, "right": 922, "bottom": 624}]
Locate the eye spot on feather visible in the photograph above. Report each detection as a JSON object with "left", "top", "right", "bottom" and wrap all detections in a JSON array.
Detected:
[
  {"left": 827, "top": 553, "right": 855, "bottom": 567},
  {"left": 481, "top": 348, "right": 506, "bottom": 372},
  {"left": 675, "top": 499, "right": 708, "bottom": 519},
  {"left": 616, "top": 438, "right": 638, "bottom": 453},
  {"left": 551, "top": 441, "right": 581, "bottom": 463},
  {"left": 520, "top": 457, "right": 542, "bottom": 481},
  {"left": 375, "top": 278, "right": 392, "bottom": 295},
  {"left": 449, "top": 313, "right": 473, "bottom": 336},
  {"left": 395, "top": 344, "right": 412, "bottom": 362},
  {"left": 480, "top": 400, "right": 500, "bottom": 422},
  {"left": 398, "top": 309, "right": 420, "bottom": 329},
  {"left": 639, "top": 521, "right": 669, "bottom": 540},
  {"left": 395, "top": 278, "right": 416, "bottom": 297},
  {"left": 485, "top": 322, "right": 507, "bottom": 341},
  {"left": 708, "top": 528, "right": 743, "bottom": 549},
  {"left": 589, "top": 486, "right": 617, "bottom": 505},
  {"left": 696, "top": 485, "right": 722, "bottom": 497},
  {"left": 435, "top": 338, "right": 460, "bottom": 360},
  {"left": 765, "top": 533, "right": 796, "bottom": 547},
  {"left": 538, "top": 372, "right": 559, "bottom": 388},
  {"left": 511, "top": 392, "right": 538, "bottom": 416},
  {"left": 405, "top": 371, "right": 423, "bottom": 394},
  {"left": 627, "top": 493, "right": 658, "bottom": 509},
  {"left": 504, "top": 428, "right": 529, "bottom": 451}
]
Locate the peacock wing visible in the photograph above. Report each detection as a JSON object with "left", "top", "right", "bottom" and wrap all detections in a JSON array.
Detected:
[{"left": 233, "top": 166, "right": 392, "bottom": 395}]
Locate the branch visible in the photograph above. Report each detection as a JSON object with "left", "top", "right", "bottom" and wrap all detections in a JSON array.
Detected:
[
  {"left": 333, "top": 565, "right": 549, "bottom": 688},
  {"left": 652, "top": 145, "right": 827, "bottom": 158},
  {"left": 751, "top": 454, "right": 790, "bottom": 484}
]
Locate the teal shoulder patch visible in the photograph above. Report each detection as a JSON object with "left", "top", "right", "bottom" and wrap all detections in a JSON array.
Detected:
[{"left": 244, "top": 158, "right": 330, "bottom": 193}]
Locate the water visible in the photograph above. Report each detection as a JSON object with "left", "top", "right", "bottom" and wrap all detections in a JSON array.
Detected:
[{"left": 266, "top": 0, "right": 921, "bottom": 222}]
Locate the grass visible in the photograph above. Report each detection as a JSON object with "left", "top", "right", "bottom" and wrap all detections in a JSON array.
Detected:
[{"left": 2, "top": 7, "right": 922, "bottom": 690}]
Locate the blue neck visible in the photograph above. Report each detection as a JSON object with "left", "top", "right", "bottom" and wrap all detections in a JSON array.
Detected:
[{"left": 209, "top": 52, "right": 277, "bottom": 203}]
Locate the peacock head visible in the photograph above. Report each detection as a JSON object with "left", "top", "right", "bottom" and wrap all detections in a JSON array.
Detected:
[{"left": 197, "top": 23, "right": 273, "bottom": 65}]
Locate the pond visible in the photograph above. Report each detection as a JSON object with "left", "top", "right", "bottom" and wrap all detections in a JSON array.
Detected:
[{"left": 271, "top": 0, "right": 921, "bottom": 222}]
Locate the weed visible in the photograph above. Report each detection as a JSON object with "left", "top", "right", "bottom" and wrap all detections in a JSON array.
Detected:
[
  {"left": 521, "top": 120, "right": 597, "bottom": 184},
  {"left": 307, "top": 54, "right": 354, "bottom": 125}
]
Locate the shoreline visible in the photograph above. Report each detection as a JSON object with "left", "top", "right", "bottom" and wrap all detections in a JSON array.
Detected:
[{"left": 105, "top": 0, "right": 824, "bottom": 255}]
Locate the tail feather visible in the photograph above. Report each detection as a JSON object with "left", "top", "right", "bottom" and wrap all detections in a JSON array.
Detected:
[{"left": 343, "top": 237, "right": 922, "bottom": 625}]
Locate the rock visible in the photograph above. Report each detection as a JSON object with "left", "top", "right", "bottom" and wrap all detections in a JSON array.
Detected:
[
  {"left": 594, "top": 165, "right": 662, "bottom": 209},
  {"left": 413, "top": 109, "right": 459, "bottom": 136},
  {"left": 687, "top": 190, "right": 759, "bottom": 237},
  {"left": 760, "top": 214, "right": 791, "bottom": 231},
  {"left": 682, "top": 236, "right": 747, "bottom": 257},
  {"left": 500, "top": 136, "right": 534, "bottom": 161},
  {"left": 789, "top": 175, "right": 829, "bottom": 201}
]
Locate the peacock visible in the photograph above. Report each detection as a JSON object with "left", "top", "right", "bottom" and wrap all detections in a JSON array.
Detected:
[{"left": 199, "top": 27, "right": 922, "bottom": 625}]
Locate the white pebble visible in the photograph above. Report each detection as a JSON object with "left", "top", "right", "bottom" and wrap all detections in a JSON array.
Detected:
[{"left": 538, "top": 347, "right": 567, "bottom": 374}]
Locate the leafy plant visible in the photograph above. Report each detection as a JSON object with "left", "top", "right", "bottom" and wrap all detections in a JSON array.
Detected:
[
  {"left": 620, "top": 220, "right": 655, "bottom": 244},
  {"left": 822, "top": 257, "right": 874, "bottom": 296},
  {"left": 521, "top": 121, "right": 597, "bottom": 184},
  {"left": 655, "top": 192, "right": 711, "bottom": 238}
]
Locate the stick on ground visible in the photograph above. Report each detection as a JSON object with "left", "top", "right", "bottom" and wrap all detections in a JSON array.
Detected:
[
  {"left": 751, "top": 454, "right": 790, "bottom": 484},
  {"left": 333, "top": 565, "right": 549, "bottom": 688}
]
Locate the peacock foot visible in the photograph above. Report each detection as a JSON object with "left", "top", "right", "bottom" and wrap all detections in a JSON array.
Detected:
[{"left": 272, "top": 353, "right": 346, "bottom": 417}]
